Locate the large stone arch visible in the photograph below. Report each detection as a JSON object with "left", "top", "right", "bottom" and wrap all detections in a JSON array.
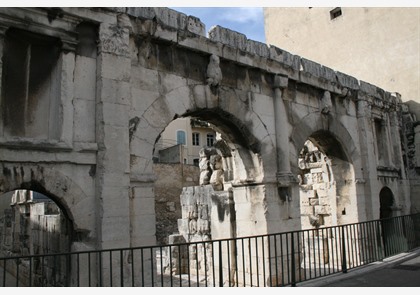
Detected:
[
  {"left": 0, "top": 163, "right": 95, "bottom": 242},
  {"left": 129, "top": 81, "right": 279, "bottom": 242},
  {"left": 130, "top": 82, "right": 277, "bottom": 182},
  {"left": 290, "top": 112, "right": 361, "bottom": 225}
]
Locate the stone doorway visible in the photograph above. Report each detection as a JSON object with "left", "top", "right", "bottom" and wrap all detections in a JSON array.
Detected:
[{"left": 379, "top": 187, "right": 394, "bottom": 219}]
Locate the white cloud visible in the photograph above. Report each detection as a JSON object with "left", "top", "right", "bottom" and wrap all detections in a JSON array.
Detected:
[{"left": 219, "top": 7, "right": 263, "bottom": 24}]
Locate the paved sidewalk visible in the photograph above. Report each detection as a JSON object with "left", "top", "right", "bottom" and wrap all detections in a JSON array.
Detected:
[{"left": 298, "top": 247, "right": 420, "bottom": 287}]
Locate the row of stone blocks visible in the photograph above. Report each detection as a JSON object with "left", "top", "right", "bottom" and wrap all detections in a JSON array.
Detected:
[{"left": 104, "top": 7, "right": 402, "bottom": 103}]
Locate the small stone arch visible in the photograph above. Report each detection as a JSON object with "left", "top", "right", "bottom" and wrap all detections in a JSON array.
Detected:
[
  {"left": 290, "top": 112, "right": 359, "bottom": 171},
  {"left": 0, "top": 163, "right": 94, "bottom": 237},
  {"left": 293, "top": 120, "right": 358, "bottom": 226},
  {"left": 379, "top": 186, "right": 394, "bottom": 219}
]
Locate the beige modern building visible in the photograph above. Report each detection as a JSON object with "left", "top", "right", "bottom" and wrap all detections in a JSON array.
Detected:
[
  {"left": 155, "top": 118, "right": 216, "bottom": 165},
  {"left": 264, "top": 7, "right": 420, "bottom": 114}
]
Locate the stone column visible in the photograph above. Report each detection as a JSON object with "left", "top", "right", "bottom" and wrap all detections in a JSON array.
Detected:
[{"left": 272, "top": 75, "right": 296, "bottom": 187}]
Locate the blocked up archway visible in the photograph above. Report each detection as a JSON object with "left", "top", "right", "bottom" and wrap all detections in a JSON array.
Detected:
[{"left": 297, "top": 129, "right": 356, "bottom": 228}]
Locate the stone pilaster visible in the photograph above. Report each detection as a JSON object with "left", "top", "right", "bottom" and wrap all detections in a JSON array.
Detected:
[
  {"left": 355, "top": 96, "right": 377, "bottom": 221},
  {"left": 95, "top": 15, "right": 132, "bottom": 249}
]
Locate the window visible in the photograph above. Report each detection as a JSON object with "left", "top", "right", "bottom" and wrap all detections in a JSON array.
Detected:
[
  {"left": 330, "top": 7, "right": 342, "bottom": 20},
  {"left": 192, "top": 132, "right": 200, "bottom": 146},
  {"left": 193, "top": 158, "right": 199, "bottom": 166},
  {"left": 2, "top": 28, "right": 61, "bottom": 139},
  {"left": 177, "top": 130, "right": 186, "bottom": 145},
  {"left": 207, "top": 133, "right": 214, "bottom": 147}
]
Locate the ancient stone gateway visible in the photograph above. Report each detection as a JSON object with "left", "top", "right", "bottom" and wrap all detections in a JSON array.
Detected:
[{"left": 0, "top": 7, "right": 416, "bottom": 285}]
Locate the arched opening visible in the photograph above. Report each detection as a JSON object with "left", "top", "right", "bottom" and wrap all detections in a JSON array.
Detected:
[
  {"left": 297, "top": 131, "right": 356, "bottom": 273},
  {"left": 298, "top": 130, "right": 355, "bottom": 229},
  {"left": 0, "top": 189, "right": 73, "bottom": 286},
  {"left": 152, "top": 109, "right": 262, "bottom": 245},
  {"left": 379, "top": 187, "right": 394, "bottom": 219}
]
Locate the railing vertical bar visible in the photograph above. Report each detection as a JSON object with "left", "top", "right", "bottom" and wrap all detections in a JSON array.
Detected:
[
  {"left": 308, "top": 230, "right": 312, "bottom": 279},
  {"left": 2, "top": 259, "right": 6, "bottom": 287},
  {"left": 234, "top": 240, "right": 238, "bottom": 287},
  {"left": 328, "top": 229, "right": 333, "bottom": 274},
  {"left": 203, "top": 241, "right": 208, "bottom": 287},
  {"left": 159, "top": 247, "right": 163, "bottom": 286},
  {"left": 291, "top": 232, "right": 296, "bottom": 287},
  {"left": 373, "top": 221, "right": 380, "bottom": 261},
  {"left": 219, "top": 240, "right": 223, "bottom": 287},
  {"left": 178, "top": 245, "right": 182, "bottom": 287},
  {"left": 349, "top": 225, "right": 355, "bottom": 268},
  {"left": 255, "top": 237, "right": 260, "bottom": 287},
  {"left": 120, "top": 250, "right": 124, "bottom": 287},
  {"left": 359, "top": 223, "right": 365, "bottom": 265},
  {"left": 211, "top": 242, "right": 216, "bottom": 287},
  {"left": 187, "top": 243, "right": 191, "bottom": 287},
  {"left": 109, "top": 251, "right": 113, "bottom": 287},
  {"left": 312, "top": 229, "right": 317, "bottom": 278},
  {"left": 150, "top": 248, "right": 154, "bottom": 287},
  {"left": 29, "top": 256, "right": 32, "bottom": 287},
  {"left": 41, "top": 256, "right": 45, "bottom": 287},
  {"left": 196, "top": 243, "right": 199, "bottom": 287},
  {"left": 286, "top": 232, "right": 290, "bottom": 285},
  {"left": 334, "top": 227, "right": 339, "bottom": 273},
  {"left": 227, "top": 240, "right": 231, "bottom": 286},
  {"left": 241, "top": 238, "right": 245, "bottom": 286},
  {"left": 141, "top": 249, "right": 144, "bottom": 287},
  {"left": 322, "top": 228, "right": 326, "bottom": 276},
  {"left": 168, "top": 246, "right": 172, "bottom": 287},
  {"left": 297, "top": 232, "right": 302, "bottom": 281},
  {"left": 267, "top": 235, "right": 272, "bottom": 286},
  {"left": 273, "top": 234, "right": 278, "bottom": 286},
  {"left": 77, "top": 253, "right": 80, "bottom": 287},
  {"left": 16, "top": 257, "right": 19, "bottom": 287},
  {"left": 341, "top": 225, "right": 347, "bottom": 273},
  {"left": 98, "top": 252, "right": 102, "bottom": 287},
  {"left": 88, "top": 252, "right": 91, "bottom": 287},
  {"left": 262, "top": 236, "right": 266, "bottom": 287},
  {"left": 368, "top": 222, "right": 375, "bottom": 262},
  {"left": 317, "top": 229, "right": 321, "bottom": 277},
  {"left": 248, "top": 237, "right": 252, "bottom": 287},
  {"left": 131, "top": 249, "right": 134, "bottom": 287}
]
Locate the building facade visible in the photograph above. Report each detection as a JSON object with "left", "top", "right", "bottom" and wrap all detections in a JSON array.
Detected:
[{"left": 264, "top": 7, "right": 420, "bottom": 115}]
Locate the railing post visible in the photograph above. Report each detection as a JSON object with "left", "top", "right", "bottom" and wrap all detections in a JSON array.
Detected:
[
  {"left": 341, "top": 226, "right": 347, "bottom": 273},
  {"left": 219, "top": 240, "right": 223, "bottom": 287},
  {"left": 291, "top": 232, "right": 296, "bottom": 287}
]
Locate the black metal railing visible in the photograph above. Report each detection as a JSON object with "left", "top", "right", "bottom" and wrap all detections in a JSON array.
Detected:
[{"left": 1, "top": 213, "right": 419, "bottom": 287}]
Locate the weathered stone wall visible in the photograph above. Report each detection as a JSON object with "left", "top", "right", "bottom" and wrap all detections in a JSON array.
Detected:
[{"left": 153, "top": 163, "right": 200, "bottom": 244}]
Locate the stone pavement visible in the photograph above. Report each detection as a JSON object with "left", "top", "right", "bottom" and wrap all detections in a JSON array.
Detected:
[{"left": 298, "top": 247, "right": 420, "bottom": 287}]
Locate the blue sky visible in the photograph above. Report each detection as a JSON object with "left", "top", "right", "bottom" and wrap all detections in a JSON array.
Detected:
[{"left": 170, "top": 7, "right": 266, "bottom": 43}]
